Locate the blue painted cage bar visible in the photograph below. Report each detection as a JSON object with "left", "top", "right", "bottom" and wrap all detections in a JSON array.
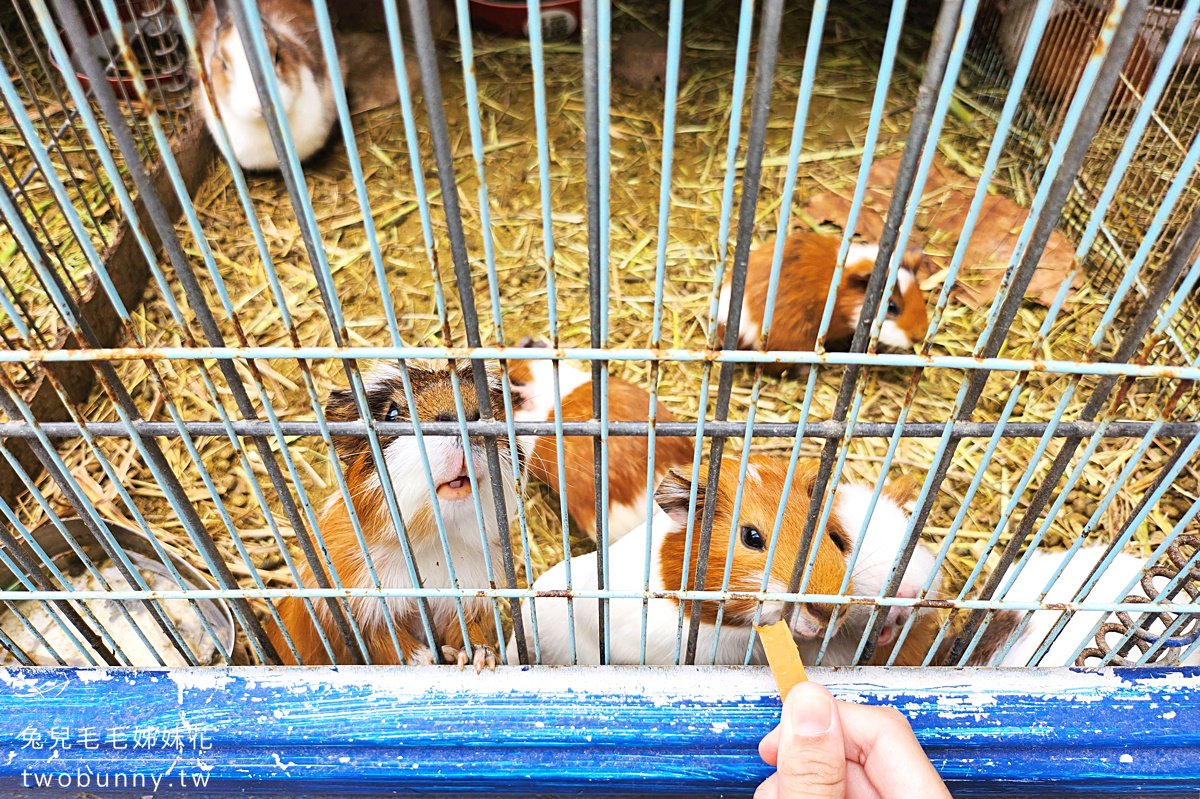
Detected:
[{"left": 0, "top": 0, "right": 1199, "bottom": 792}]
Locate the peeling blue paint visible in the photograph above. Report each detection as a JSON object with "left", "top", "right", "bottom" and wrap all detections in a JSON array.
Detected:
[{"left": 0, "top": 666, "right": 1197, "bottom": 796}]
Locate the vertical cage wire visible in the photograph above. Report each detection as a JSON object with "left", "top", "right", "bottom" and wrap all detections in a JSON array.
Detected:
[
  {"left": 0, "top": 0, "right": 1197, "bottom": 677},
  {"left": 970, "top": 0, "right": 1200, "bottom": 363}
]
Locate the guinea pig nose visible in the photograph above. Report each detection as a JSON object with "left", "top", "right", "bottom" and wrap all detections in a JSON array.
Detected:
[{"left": 803, "top": 602, "right": 832, "bottom": 625}]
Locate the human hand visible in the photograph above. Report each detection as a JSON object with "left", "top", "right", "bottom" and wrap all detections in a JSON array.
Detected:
[{"left": 756, "top": 682, "right": 951, "bottom": 799}]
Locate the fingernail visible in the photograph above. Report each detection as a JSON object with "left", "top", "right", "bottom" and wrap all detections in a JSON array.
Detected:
[{"left": 789, "top": 687, "right": 833, "bottom": 736}]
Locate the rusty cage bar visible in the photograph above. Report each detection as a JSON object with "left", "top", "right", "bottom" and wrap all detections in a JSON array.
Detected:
[{"left": 1, "top": 0, "right": 1199, "bottom": 793}]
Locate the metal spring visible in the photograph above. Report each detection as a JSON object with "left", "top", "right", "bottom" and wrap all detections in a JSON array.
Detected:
[
  {"left": 1078, "top": 534, "right": 1200, "bottom": 667},
  {"left": 138, "top": 0, "right": 192, "bottom": 108}
]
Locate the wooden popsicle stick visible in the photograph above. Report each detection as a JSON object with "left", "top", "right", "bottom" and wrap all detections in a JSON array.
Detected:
[{"left": 755, "top": 620, "right": 808, "bottom": 700}]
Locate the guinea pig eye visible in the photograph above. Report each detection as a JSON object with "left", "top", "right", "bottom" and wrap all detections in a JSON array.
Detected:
[
  {"left": 887, "top": 300, "right": 900, "bottom": 316},
  {"left": 384, "top": 402, "right": 400, "bottom": 423},
  {"left": 829, "top": 531, "right": 849, "bottom": 554},
  {"left": 739, "top": 525, "right": 765, "bottom": 551}
]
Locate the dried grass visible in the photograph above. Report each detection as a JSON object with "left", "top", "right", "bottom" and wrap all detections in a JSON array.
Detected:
[{"left": 0, "top": 0, "right": 191, "bottom": 381}]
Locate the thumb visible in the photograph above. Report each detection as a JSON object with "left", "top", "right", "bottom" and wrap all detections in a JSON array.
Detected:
[{"left": 774, "top": 683, "right": 846, "bottom": 799}]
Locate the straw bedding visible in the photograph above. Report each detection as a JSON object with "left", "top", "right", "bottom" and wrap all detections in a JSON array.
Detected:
[{"left": 3, "top": 0, "right": 1198, "bottom": 660}]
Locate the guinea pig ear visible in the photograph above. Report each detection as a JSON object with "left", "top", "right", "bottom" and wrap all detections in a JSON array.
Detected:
[
  {"left": 900, "top": 249, "right": 930, "bottom": 280},
  {"left": 324, "top": 387, "right": 366, "bottom": 465},
  {"left": 795, "top": 464, "right": 820, "bottom": 500},
  {"left": 883, "top": 474, "right": 919, "bottom": 509},
  {"left": 654, "top": 468, "right": 704, "bottom": 525},
  {"left": 842, "top": 259, "right": 874, "bottom": 291},
  {"left": 482, "top": 363, "right": 507, "bottom": 416}
]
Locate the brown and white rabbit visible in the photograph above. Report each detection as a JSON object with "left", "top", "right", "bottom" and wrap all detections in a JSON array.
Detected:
[
  {"left": 267, "top": 360, "right": 520, "bottom": 671},
  {"left": 195, "top": 0, "right": 339, "bottom": 170},
  {"left": 716, "top": 233, "right": 929, "bottom": 374},
  {"left": 510, "top": 339, "right": 693, "bottom": 543},
  {"left": 508, "top": 456, "right": 944, "bottom": 666},
  {"left": 336, "top": 30, "right": 421, "bottom": 114},
  {"left": 996, "top": 0, "right": 1155, "bottom": 111}
]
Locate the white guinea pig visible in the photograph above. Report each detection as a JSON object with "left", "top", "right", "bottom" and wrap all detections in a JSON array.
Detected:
[
  {"left": 508, "top": 456, "right": 944, "bottom": 666},
  {"left": 991, "top": 544, "right": 1199, "bottom": 667},
  {"left": 195, "top": 0, "right": 338, "bottom": 170}
]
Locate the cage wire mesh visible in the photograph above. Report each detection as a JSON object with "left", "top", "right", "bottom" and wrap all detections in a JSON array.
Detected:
[{"left": 0, "top": 0, "right": 1197, "bottom": 673}]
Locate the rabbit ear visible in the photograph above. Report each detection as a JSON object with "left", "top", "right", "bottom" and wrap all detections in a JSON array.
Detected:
[{"left": 654, "top": 468, "right": 704, "bottom": 526}]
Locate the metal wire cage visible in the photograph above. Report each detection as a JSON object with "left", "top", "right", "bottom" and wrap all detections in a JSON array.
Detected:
[{"left": 2, "top": 0, "right": 1200, "bottom": 793}]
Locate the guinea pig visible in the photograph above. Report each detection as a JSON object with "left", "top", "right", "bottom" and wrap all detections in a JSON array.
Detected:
[
  {"left": 509, "top": 339, "right": 693, "bottom": 543},
  {"left": 716, "top": 233, "right": 928, "bottom": 374},
  {"left": 267, "top": 359, "right": 520, "bottom": 671},
  {"left": 507, "top": 455, "right": 943, "bottom": 666},
  {"left": 996, "top": 0, "right": 1155, "bottom": 112},
  {"left": 195, "top": 0, "right": 338, "bottom": 170},
  {"left": 828, "top": 480, "right": 947, "bottom": 667},
  {"left": 989, "top": 544, "right": 1200, "bottom": 667}
]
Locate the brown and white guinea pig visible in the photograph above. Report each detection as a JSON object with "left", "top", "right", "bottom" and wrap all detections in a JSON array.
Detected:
[
  {"left": 195, "top": 0, "right": 339, "bottom": 170},
  {"left": 509, "top": 339, "right": 693, "bottom": 543},
  {"left": 833, "top": 478, "right": 946, "bottom": 667},
  {"left": 267, "top": 359, "right": 519, "bottom": 671},
  {"left": 996, "top": 0, "right": 1155, "bottom": 112},
  {"left": 507, "top": 456, "right": 944, "bottom": 666},
  {"left": 716, "top": 233, "right": 929, "bottom": 374}
]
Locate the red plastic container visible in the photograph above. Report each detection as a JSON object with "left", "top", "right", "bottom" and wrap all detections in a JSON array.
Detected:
[
  {"left": 468, "top": 0, "right": 582, "bottom": 40},
  {"left": 50, "top": 0, "right": 194, "bottom": 102}
]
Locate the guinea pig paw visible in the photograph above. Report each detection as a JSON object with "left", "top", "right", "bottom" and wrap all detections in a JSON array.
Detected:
[
  {"left": 473, "top": 644, "right": 497, "bottom": 674},
  {"left": 439, "top": 645, "right": 497, "bottom": 671},
  {"left": 441, "top": 645, "right": 472, "bottom": 671},
  {"left": 406, "top": 646, "right": 436, "bottom": 666}
]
